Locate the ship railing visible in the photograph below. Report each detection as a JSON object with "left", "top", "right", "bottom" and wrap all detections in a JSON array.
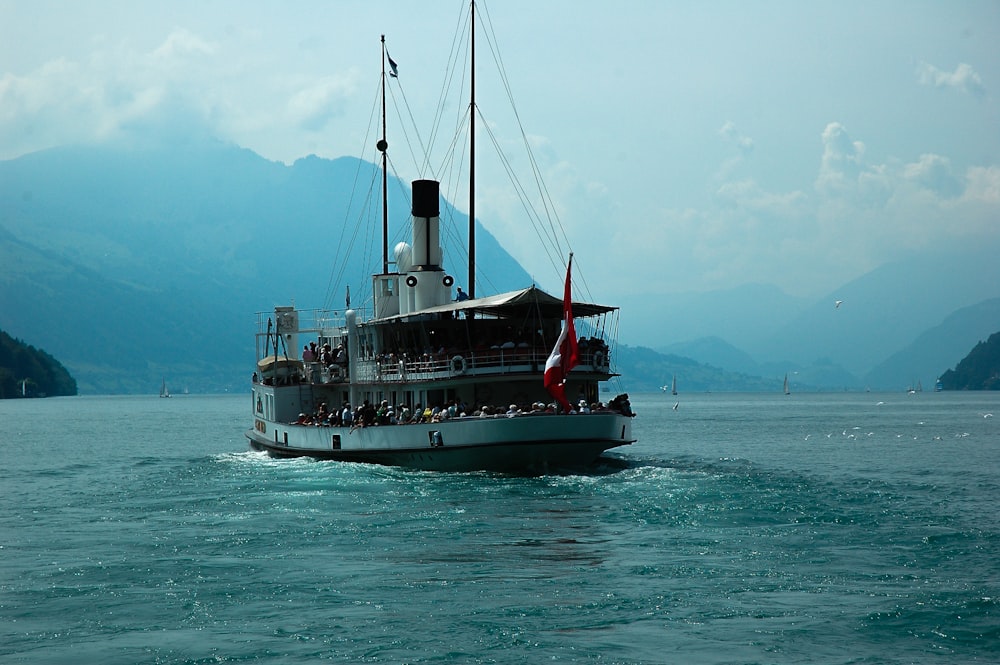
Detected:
[
  {"left": 304, "top": 362, "right": 348, "bottom": 384},
  {"left": 253, "top": 308, "right": 353, "bottom": 336},
  {"left": 345, "top": 348, "right": 610, "bottom": 384}
]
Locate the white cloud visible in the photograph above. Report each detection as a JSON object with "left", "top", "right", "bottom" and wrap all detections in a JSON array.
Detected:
[
  {"left": 917, "top": 61, "right": 986, "bottom": 98},
  {"left": 617, "top": 120, "right": 1000, "bottom": 296},
  {"left": 902, "top": 154, "right": 962, "bottom": 198},
  {"left": 152, "top": 29, "right": 217, "bottom": 60},
  {"left": 287, "top": 76, "right": 357, "bottom": 131},
  {"left": 816, "top": 122, "right": 865, "bottom": 193},
  {"left": 963, "top": 166, "right": 1000, "bottom": 204},
  {"left": 718, "top": 121, "right": 754, "bottom": 153},
  {"left": 0, "top": 58, "right": 107, "bottom": 155},
  {"left": 715, "top": 179, "right": 806, "bottom": 215},
  {"left": 0, "top": 31, "right": 220, "bottom": 156}
]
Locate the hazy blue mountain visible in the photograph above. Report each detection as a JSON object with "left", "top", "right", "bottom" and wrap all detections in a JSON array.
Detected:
[
  {"left": 620, "top": 283, "right": 810, "bottom": 352},
  {"left": 659, "top": 336, "right": 761, "bottom": 375},
  {"left": 658, "top": 334, "right": 859, "bottom": 391},
  {"left": 0, "top": 140, "right": 531, "bottom": 393},
  {"left": 865, "top": 298, "right": 1000, "bottom": 391},
  {"left": 622, "top": 245, "right": 1000, "bottom": 388},
  {"left": 748, "top": 249, "right": 1000, "bottom": 382},
  {"left": 614, "top": 344, "right": 779, "bottom": 393}
]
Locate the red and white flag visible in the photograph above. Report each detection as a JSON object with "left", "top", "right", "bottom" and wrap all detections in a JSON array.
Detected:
[{"left": 544, "top": 255, "right": 579, "bottom": 412}]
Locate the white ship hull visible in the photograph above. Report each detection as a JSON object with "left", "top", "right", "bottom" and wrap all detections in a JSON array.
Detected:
[{"left": 247, "top": 410, "right": 633, "bottom": 472}]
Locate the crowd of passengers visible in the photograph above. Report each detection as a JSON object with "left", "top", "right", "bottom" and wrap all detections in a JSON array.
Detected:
[
  {"left": 292, "top": 393, "right": 634, "bottom": 428},
  {"left": 302, "top": 341, "right": 347, "bottom": 367},
  {"left": 367, "top": 335, "right": 610, "bottom": 372},
  {"left": 254, "top": 334, "right": 612, "bottom": 389}
]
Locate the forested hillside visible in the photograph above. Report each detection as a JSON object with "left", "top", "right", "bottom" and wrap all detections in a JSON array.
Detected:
[
  {"left": 0, "top": 329, "right": 77, "bottom": 398},
  {"left": 939, "top": 332, "right": 1000, "bottom": 390}
]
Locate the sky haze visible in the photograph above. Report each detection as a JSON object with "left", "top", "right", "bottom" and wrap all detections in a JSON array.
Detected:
[{"left": 2, "top": 0, "right": 998, "bottom": 303}]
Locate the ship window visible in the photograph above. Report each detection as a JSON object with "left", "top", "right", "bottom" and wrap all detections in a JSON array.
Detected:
[{"left": 331, "top": 434, "right": 341, "bottom": 450}]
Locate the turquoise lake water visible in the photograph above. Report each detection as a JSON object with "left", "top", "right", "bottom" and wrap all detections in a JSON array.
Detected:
[{"left": 1, "top": 391, "right": 998, "bottom": 663}]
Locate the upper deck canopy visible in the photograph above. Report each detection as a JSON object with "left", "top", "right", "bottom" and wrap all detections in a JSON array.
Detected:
[{"left": 373, "top": 285, "right": 617, "bottom": 322}]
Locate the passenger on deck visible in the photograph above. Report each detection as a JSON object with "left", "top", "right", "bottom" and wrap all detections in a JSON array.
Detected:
[
  {"left": 359, "top": 401, "right": 376, "bottom": 427},
  {"left": 455, "top": 287, "right": 469, "bottom": 302}
]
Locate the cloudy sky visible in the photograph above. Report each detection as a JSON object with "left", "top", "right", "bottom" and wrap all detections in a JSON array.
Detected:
[{"left": 2, "top": 0, "right": 998, "bottom": 303}]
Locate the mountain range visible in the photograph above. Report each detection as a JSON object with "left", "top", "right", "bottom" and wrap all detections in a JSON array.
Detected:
[
  {"left": 0, "top": 140, "right": 529, "bottom": 393},
  {"left": 2, "top": 139, "right": 997, "bottom": 394},
  {"left": 623, "top": 248, "right": 1000, "bottom": 391}
]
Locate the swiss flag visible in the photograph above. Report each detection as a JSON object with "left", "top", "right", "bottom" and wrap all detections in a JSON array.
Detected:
[{"left": 543, "top": 255, "right": 579, "bottom": 412}]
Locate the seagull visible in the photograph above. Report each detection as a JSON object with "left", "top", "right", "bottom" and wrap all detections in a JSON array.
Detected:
[{"left": 835, "top": 300, "right": 843, "bottom": 309}]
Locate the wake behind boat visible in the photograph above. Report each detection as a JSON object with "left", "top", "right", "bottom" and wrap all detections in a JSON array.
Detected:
[{"left": 245, "top": 5, "right": 635, "bottom": 472}]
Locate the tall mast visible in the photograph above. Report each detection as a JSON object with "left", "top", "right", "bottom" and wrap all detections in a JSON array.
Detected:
[
  {"left": 378, "top": 35, "right": 390, "bottom": 274},
  {"left": 468, "top": 1, "right": 476, "bottom": 298}
]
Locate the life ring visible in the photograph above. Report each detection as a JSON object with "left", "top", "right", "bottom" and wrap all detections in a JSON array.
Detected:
[
  {"left": 442, "top": 275, "right": 454, "bottom": 287},
  {"left": 405, "top": 275, "right": 418, "bottom": 287},
  {"left": 592, "top": 351, "right": 604, "bottom": 368},
  {"left": 451, "top": 355, "right": 467, "bottom": 375}
]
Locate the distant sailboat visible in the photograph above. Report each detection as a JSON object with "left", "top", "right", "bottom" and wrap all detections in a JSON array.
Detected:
[
  {"left": 160, "top": 378, "right": 171, "bottom": 398},
  {"left": 783, "top": 373, "right": 790, "bottom": 395},
  {"left": 659, "top": 375, "right": 678, "bottom": 395}
]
